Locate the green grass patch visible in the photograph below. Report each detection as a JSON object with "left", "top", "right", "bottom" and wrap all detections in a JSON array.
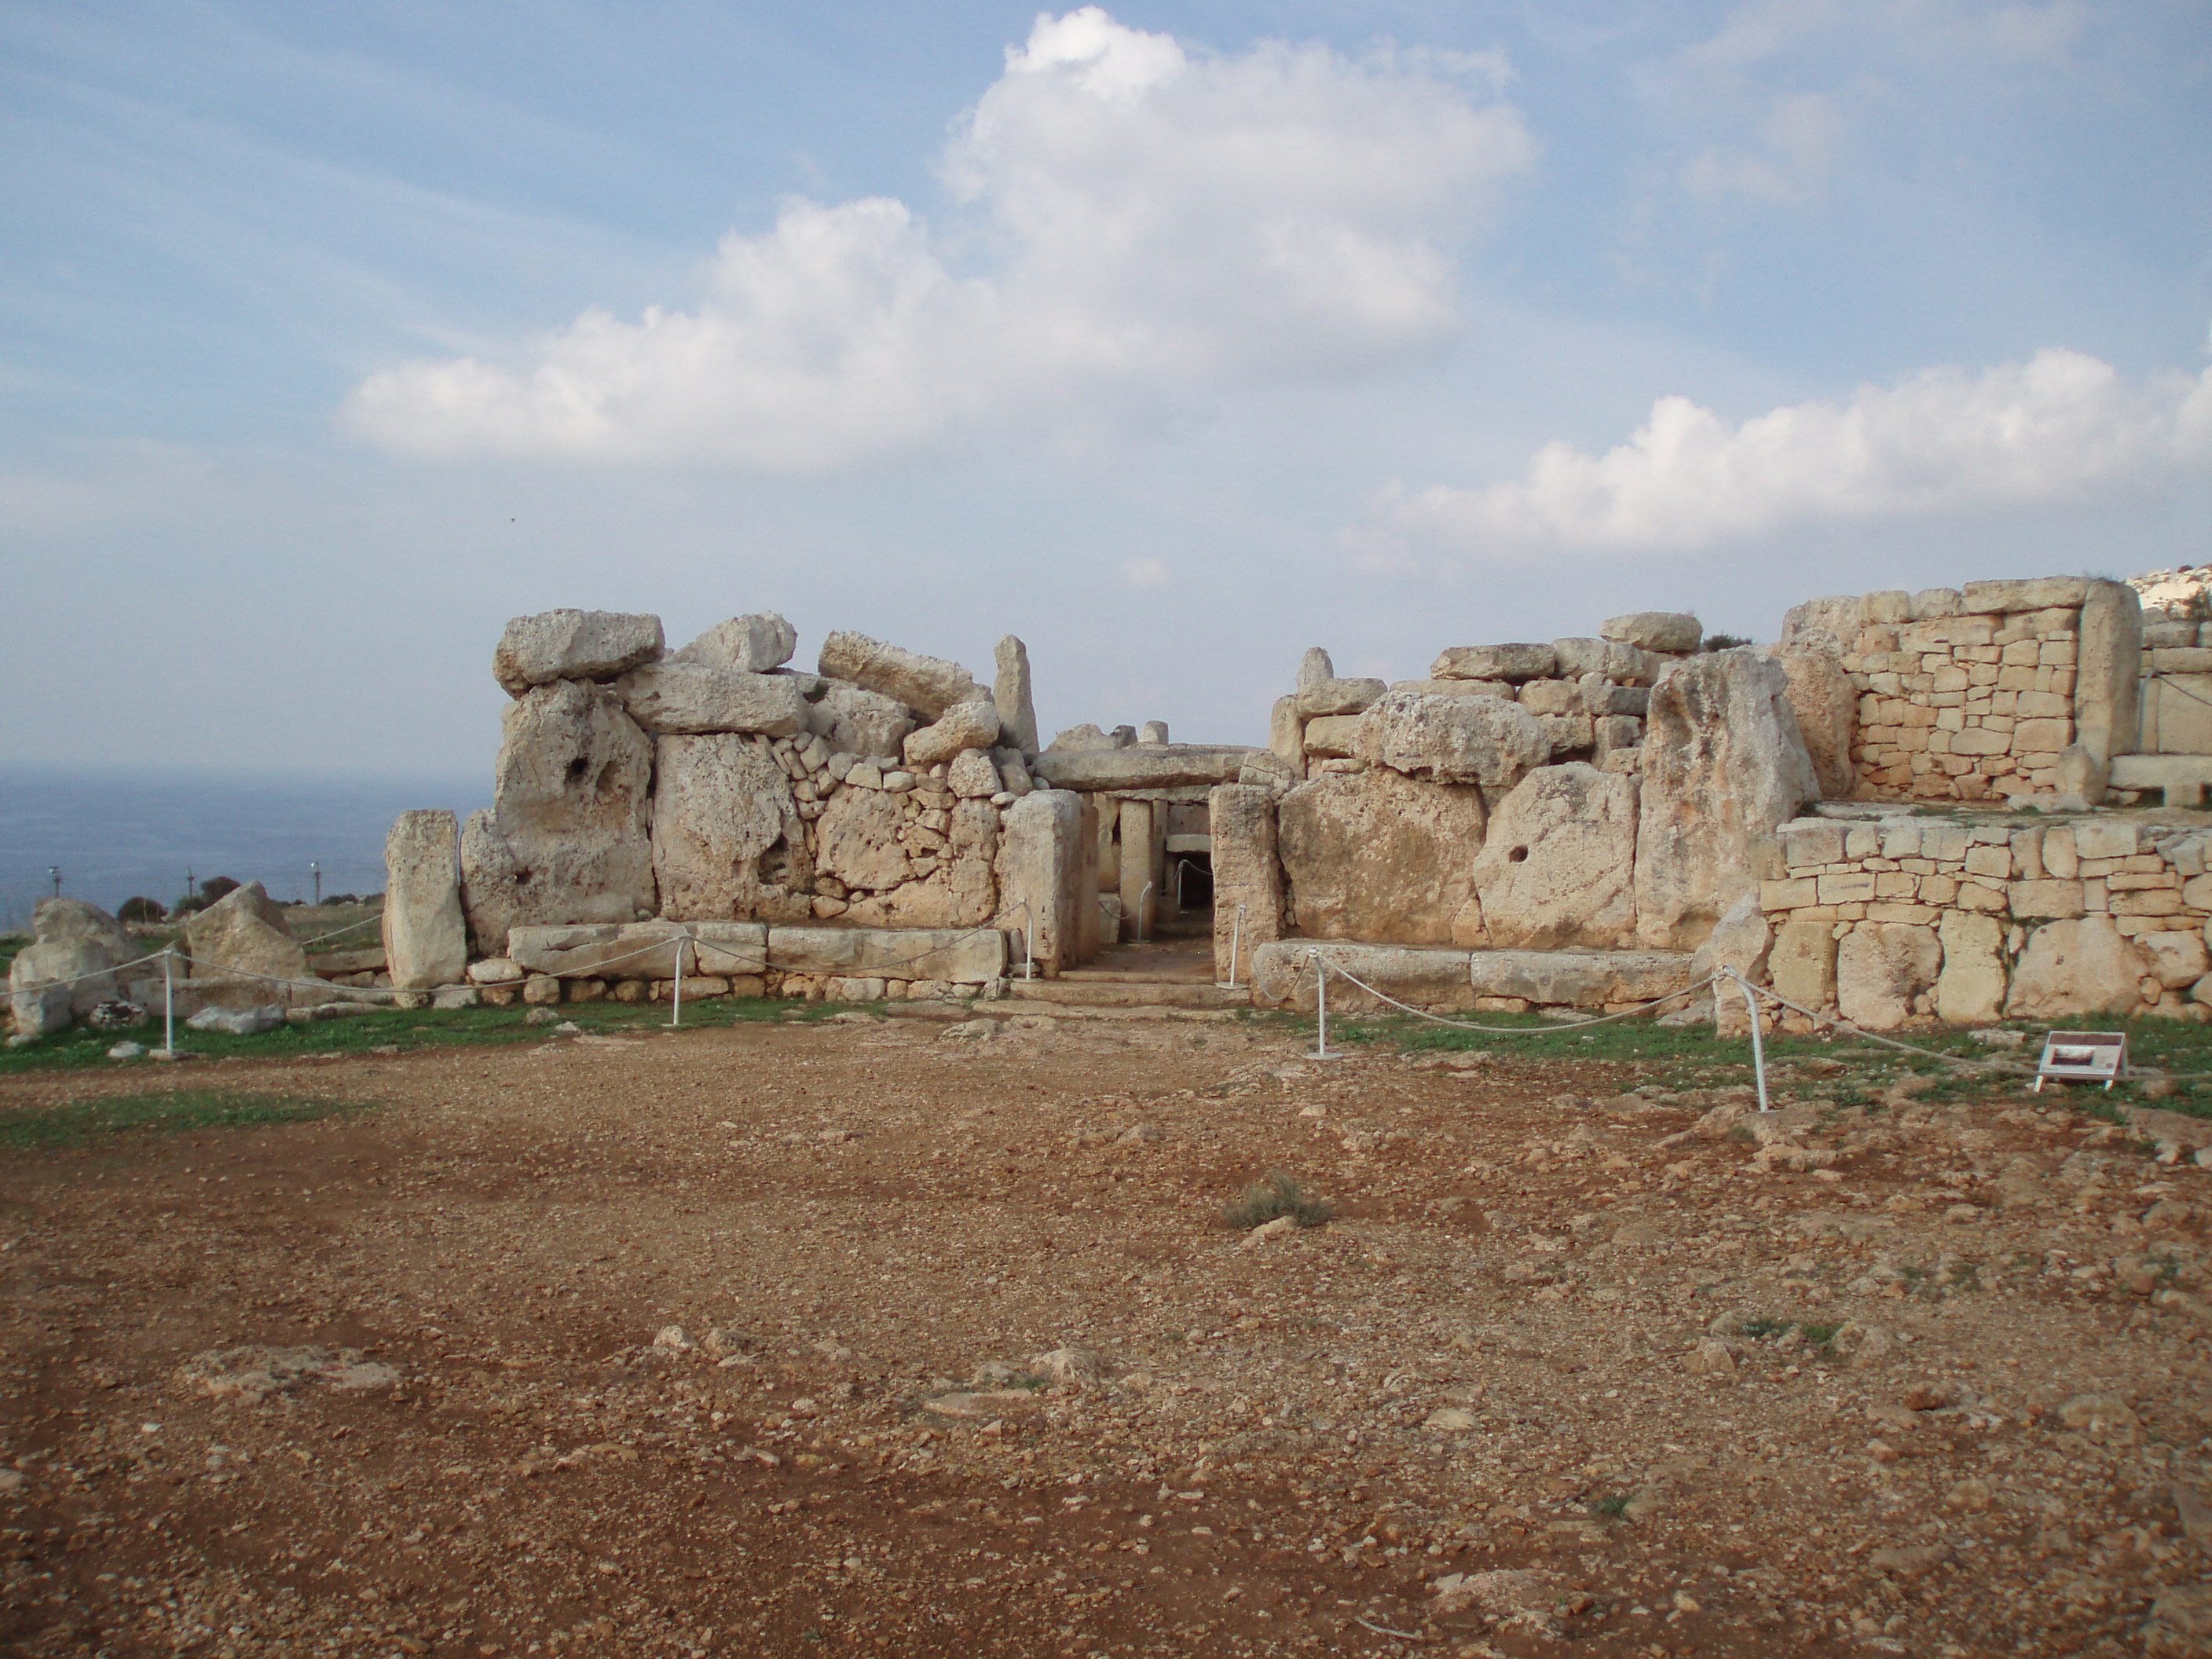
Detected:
[
  {"left": 0, "top": 933, "right": 25, "bottom": 976},
  {"left": 1798, "top": 1321, "right": 1843, "bottom": 1347},
  {"left": 0, "top": 1089, "right": 369, "bottom": 1151},
  {"left": 0, "top": 994, "right": 851, "bottom": 1075},
  {"left": 1588, "top": 1493, "right": 1633, "bottom": 1519}
]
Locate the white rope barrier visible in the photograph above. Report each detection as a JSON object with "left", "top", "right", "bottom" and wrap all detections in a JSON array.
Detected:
[{"left": 1301, "top": 952, "right": 1720, "bottom": 1036}]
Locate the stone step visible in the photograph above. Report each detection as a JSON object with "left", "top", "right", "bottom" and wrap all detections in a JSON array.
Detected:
[{"left": 1006, "top": 979, "right": 1247, "bottom": 1010}]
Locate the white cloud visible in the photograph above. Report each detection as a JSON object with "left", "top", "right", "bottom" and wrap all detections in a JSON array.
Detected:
[
  {"left": 341, "top": 8, "right": 1533, "bottom": 470},
  {"left": 1372, "top": 348, "right": 2212, "bottom": 554},
  {"left": 1120, "top": 556, "right": 1171, "bottom": 588}
]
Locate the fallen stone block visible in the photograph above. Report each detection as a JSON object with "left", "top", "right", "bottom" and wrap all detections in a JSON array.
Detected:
[
  {"left": 767, "top": 925, "right": 1006, "bottom": 985},
  {"left": 493, "top": 609, "right": 664, "bottom": 696}
]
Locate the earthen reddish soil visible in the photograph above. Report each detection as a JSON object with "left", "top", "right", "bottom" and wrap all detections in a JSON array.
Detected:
[{"left": 1, "top": 1010, "right": 2207, "bottom": 1658}]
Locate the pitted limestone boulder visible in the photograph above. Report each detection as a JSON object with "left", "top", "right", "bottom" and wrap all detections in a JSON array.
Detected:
[
  {"left": 817, "top": 631, "right": 982, "bottom": 720},
  {"left": 652, "top": 734, "right": 814, "bottom": 924},
  {"left": 670, "top": 612, "right": 797, "bottom": 673},
  {"left": 493, "top": 610, "right": 664, "bottom": 697},
  {"left": 1276, "top": 766, "right": 1486, "bottom": 946},
  {"left": 1353, "top": 690, "right": 1548, "bottom": 793},
  {"left": 1462, "top": 763, "right": 1639, "bottom": 950},
  {"left": 614, "top": 662, "right": 808, "bottom": 737}
]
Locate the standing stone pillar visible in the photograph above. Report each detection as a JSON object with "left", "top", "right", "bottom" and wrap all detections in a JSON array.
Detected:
[
  {"left": 994, "top": 635, "right": 1040, "bottom": 754},
  {"left": 1075, "top": 796, "right": 1103, "bottom": 962},
  {"left": 1269, "top": 695, "right": 1308, "bottom": 778},
  {"left": 1118, "top": 799, "right": 1156, "bottom": 939},
  {"left": 384, "top": 810, "right": 467, "bottom": 991},
  {"left": 1097, "top": 802, "right": 1122, "bottom": 895},
  {"left": 2074, "top": 578, "right": 2144, "bottom": 800},
  {"left": 1208, "top": 785, "right": 1283, "bottom": 985},
  {"left": 995, "top": 790, "right": 1082, "bottom": 976}
]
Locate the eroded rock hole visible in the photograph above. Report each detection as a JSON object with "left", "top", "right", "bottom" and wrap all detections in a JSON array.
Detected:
[{"left": 1508, "top": 846, "right": 1529, "bottom": 863}]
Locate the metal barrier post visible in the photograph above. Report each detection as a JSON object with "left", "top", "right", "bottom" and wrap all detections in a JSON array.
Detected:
[
  {"left": 1727, "top": 969, "right": 1771, "bottom": 1114},
  {"left": 1313, "top": 953, "right": 1341, "bottom": 1060},
  {"left": 670, "top": 935, "right": 688, "bottom": 1027},
  {"left": 1136, "top": 882, "right": 1153, "bottom": 943},
  {"left": 162, "top": 948, "right": 175, "bottom": 1057},
  {"left": 1220, "top": 903, "right": 1245, "bottom": 990}
]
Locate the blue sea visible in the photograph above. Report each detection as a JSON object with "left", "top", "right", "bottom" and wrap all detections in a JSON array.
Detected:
[{"left": 0, "top": 764, "right": 489, "bottom": 931}]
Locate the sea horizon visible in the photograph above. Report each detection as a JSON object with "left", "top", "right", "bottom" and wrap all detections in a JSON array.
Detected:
[{"left": 0, "top": 760, "right": 489, "bottom": 932}]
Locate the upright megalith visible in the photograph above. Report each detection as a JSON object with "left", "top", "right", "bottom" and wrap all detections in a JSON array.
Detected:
[
  {"left": 460, "top": 679, "right": 657, "bottom": 952},
  {"left": 1276, "top": 766, "right": 1486, "bottom": 945},
  {"left": 1761, "top": 644, "right": 1858, "bottom": 800},
  {"left": 1353, "top": 689, "right": 1548, "bottom": 793},
  {"left": 1633, "top": 651, "right": 1818, "bottom": 951},
  {"left": 995, "top": 789, "right": 1083, "bottom": 974},
  {"left": 1463, "top": 763, "right": 1639, "bottom": 950},
  {"left": 1208, "top": 784, "right": 1284, "bottom": 983},
  {"left": 651, "top": 735, "right": 813, "bottom": 924},
  {"left": 2074, "top": 578, "right": 2144, "bottom": 792},
  {"left": 9, "top": 898, "right": 157, "bottom": 1033},
  {"left": 817, "top": 631, "right": 982, "bottom": 720},
  {"left": 994, "top": 635, "right": 1039, "bottom": 753},
  {"left": 492, "top": 610, "right": 664, "bottom": 697},
  {"left": 383, "top": 811, "right": 467, "bottom": 991}
]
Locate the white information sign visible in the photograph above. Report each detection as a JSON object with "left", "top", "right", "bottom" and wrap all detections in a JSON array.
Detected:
[{"left": 2031, "top": 1031, "right": 2128, "bottom": 1092}]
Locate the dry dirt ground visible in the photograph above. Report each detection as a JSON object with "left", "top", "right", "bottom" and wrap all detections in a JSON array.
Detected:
[{"left": 2, "top": 1007, "right": 2210, "bottom": 1658}]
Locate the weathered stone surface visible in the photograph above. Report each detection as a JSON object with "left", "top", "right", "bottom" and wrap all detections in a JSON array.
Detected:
[
  {"left": 1277, "top": 766, "right": 1486, "bottom": 945},
  {"left": 2139, "top": 929, "right": 2209, "bottom": 991},
  {"left": 1934, "top": 911, "right": 2007, "bottom": 1025},
  {"left": 1297, "top": 647, "right": 1335, "bottom": 689},
  {"left": 1692, "top": 893, "right": 1774, "bottom": 1035},
  {"left": 947, "top": 748, "right": 1000, "bottom": 799},
  {"left": 1137, "top": 720, "right": 1170, "bottom": 745},
  {"left": 1251, "top": 941, "right": 1477, "bottom": 1012},
  {"left": 814, "top": 786, "right": 911, "bottom": 892},
  {"left": 1762, "top": 644, "right": 1858, "bottom": 800},
  {"left": 1634, "top": 651, "right": 1818, "bottom": 950},
  {"left": 1769, "top": 917, "right": 1838, "bottom": 1011},
  {"left": 1516, "top": 679, "right": 1582, "bottom": 716},
  {"left": 8, "top": 899, "right": 148, "bottom": 1024},
  {"left": 613, "top": 661, "right": 808, "bottom": 736},
  {"left": 903, "top": 699, "right": 1003, "bottom": 767},
  {"left": 995, "top": 790, "right": 1085, "bottom": 974},
  {"left": 817, "top": 631, "right": 981, "bottom": 720},
  {"left": 1048, "top": 723, "right": 1122, "bottom": 752},
  {"left": 1467, "top": 950, "right": 1696, "bottom": 1007},
  {"left": 1779, "top": 595, "right": 1867, "bottom": 655},
  {"left": 1301, "top": 715, "right": 1362, "bottom": 758},
  {"left": 1431, "top": 643, "right": 1555, "bottom": 683},
  {"left": 849, "top": 800, "right": 998, "bottom": 930},
  {"left": 993, "top": 635, "right": 1039, "bottom": 753},
  {"left": 1601, "top": 612, "right": 1702, "bottom": 654},
  {"left": 1269, "top": 695, "right": 1306, "bottom": 775},
  {"left": 670, "top": 612, "right": 796, "bottom": 673},
  {"left": 493, "top": 610, "right": 663, "bottom": 697},
  {"left": 1295, "top": 678, "right": 1387, "bottom": 718},
  {"left": 1461, "top": 764, "right": 1638, "bottom": 950},
  {"left": 1353, "top": 689, "right": 1549, "bottom": 792},
  {"left": 767, "top": 925, "right": 1004, "bottom": 984},
  {"left": 1836, "top": 923, "right": 1942, "bottom": 1030},
  {"left": 2005, "top": 917, "right": 2152, "bottom": 1018},
  {"left": 651, "top": 734, "right": 813, "bottom": 923},
  {"left": 1387, "top": 679, "right": 1514, "bottom": 699},
  {"left": 1209, "top": 785, "right": 1284, "bottom": 984},
  {"left": 460, "top": 679, "right": 657, "bottom": 951},
  {"left": 1028, "top": 746, "right": 1255, "bottom": 792},
  {"left": 1959, "top": 577, "right": 2089, "bottom": 613},
  {"left": 1115, "top": 799, "right": 1162, "bottom": 940},
  {"left": 806, "top": 682, "right": 914, "bottom": 758},
  {"left": 510, "top": 920, "right": 767, "bottom": 980},
  {"left": 2075, "top": 578, "right": 2144, "bottom": 773},
  {"left": 185, "top": 882, "right": 309, "bottom": 987},
  {"left": 383, "top": 810, "right": 467, "bottom": 991}
]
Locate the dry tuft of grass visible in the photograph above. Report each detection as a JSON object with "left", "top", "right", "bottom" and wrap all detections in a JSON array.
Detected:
[{"left": 1221, "top": 1168, "right": 1334, "bottom": 1230}]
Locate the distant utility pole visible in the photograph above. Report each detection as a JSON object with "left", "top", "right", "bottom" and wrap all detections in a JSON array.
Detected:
[
  {"left": 311, "top": 862, "right": 322, "bottom": 905},
  {"left": 186, "top": 866, "right": 196, "bottom": 900},
  {"left": 48, "top": 866, "right": 60, "bottom": 898}
]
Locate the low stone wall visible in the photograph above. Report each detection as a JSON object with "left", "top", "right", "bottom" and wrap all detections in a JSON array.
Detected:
[
  {"left": 1759, "top": 812, "right": 2211, "bottom": 1028},
  {"left": 1247, "top": 939, "right": 1700, "bottom": 1013}
]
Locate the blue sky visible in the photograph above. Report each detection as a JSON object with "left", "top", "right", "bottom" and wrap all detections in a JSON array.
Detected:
[{"left": 3, "top": 0, "right": 2208, "bottom": 776}]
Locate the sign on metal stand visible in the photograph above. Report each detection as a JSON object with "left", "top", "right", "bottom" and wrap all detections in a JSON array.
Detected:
[{"left": 2032, "top": 1031, "right": 2126, "bottom": 1092}]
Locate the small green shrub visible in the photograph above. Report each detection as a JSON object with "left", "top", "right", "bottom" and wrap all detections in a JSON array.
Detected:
[
  {"left": 117, "top": 896, "right": 167, "bottom": 924},
  {"left": 1222, "top": 1169, "right": 1335, "bottom": 1230}
]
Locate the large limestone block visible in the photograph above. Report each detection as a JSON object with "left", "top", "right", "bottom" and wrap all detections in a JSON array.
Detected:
[
  {"left": 807, "top": 682, "right": 914, "bottom": 757},
  {"left": 1209, "top": 785, "right": 1284, "bottom": 984},
  {"left": 1692, "top": 892, "right": 1774, "bottom": 1035},
  {"left": 670, "top": 612, "right": 797, "bottom": 673},
  {"left": 1634, "top": 651, "right": 1818, "bottom": 951},
  {"left": 1779, "top": 595, "right": 1867, "bottom": 654},
  {"left": 614, "top": 662, "right": 808, "bottom": 736},
  {"left": 1298, "top": 647, "right": 1335, "bottom": 689},
  {"left": 493, "top": 610, "right": 664, "bottom": 697},
  {"left": 1028, "top": 746, "right": 1254, "bottom": 792},
  {"left": 814, "top": 786, "right": 912, "bottom": 892},
  {"left": 185, "top": 881, "right": 308, "bottom": 987},
  {"left": 383, "top": 810, "right": 467, "bottom": 991},
  {"left": 1250, "top": 941, "right": 1476, "bottom": 1012},
  {"left": 1960, "top": 577, "right": 2090, "bottom": 613},
  {"left": 1769, "top": 917, "right": 1838, "bottom": 1012},
  {"left": 1761, "top": 644, "right": 1858, "bottom": 800},
  {"left": 903, "top": 699, "right": 1003, "bottom": 767},
  {"left": 1934, "top": 911, "right": 2007, "bottom": 1025},
  {"left": 652, "top": 734, "right": 813, "bottom": 923},
  {"left": 510, "top": 920, "right": 767, "bottom": 979},
  {"left": 767, "top": 925, "right": 1004, "bottom": 984},
  {"left": 1302, "top": 715, "right": 1362, "bottom": 759},
  {"left": 995, "top": 790, "right": 1084, "bottom": 973},
  {"left": 1277, "top": 766, "right": 1486, "bottom": 945},
  {"left": 8, "top": 899, "right": 148, "bottom": 1020},
  {"left": 1462, "top": 764, "right": 1638, "bottom": 950},
  {"left": 2140, "top": 929, "right": 2210, "bottom": 990},
  {"left": 817, "top": 631, "right": 981, "bottom": 720},
  {"left": 1116, "top": 799, "right": 1163, "bottom": 939},
  {"left": 1601, "top": 613, "right": 1701, "bottom": 654},
  {"left": 1836, "top": 924, "right": 1942, "bottom": 1030},
  {"left": 1353, "top": 689, "right": 1549, "bottom": 791},
  {"left": 1467, "top": 949, "right": 1696, "bottom": 1007},
  {"left": 1552, "top": 638, "right": 1661, "bottom": 686},
  {"left": 947, "top": 749, "right": 1000, "bottom": 799},
  {"left": 460, "top": 679, "right": 657, "bottom": 950},
  {"left": 2075, "top": 578, "right": 2144, "bottom": 771},
  {"left": 1295, "top": 678, "right": 1387, "bottom": 718},
  {"left": 1269, "top": 696, "right": 1307, "bottom": 776},
  {"left": 2006, "top": 917, "right": 2153, "bottom": 1017},
  {"left": 849, "top": 799, "right": 998, "bottom": 930},
  {"left": 993, "top": 635, "right": 1039, "bottom": 753},
  {"left": 1431, "top": 643, "right": 1555, "bottom": 683}
]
